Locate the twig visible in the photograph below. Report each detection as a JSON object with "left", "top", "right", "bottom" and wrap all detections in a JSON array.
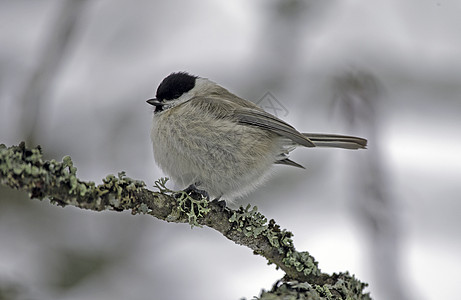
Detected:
[{"left": 0, "top": 142, "right": 371, "bottom": 299}]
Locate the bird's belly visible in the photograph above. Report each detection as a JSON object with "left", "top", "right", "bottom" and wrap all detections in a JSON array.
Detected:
[{"left": 151, "top": 115, "right": 281, "bottom": 199}]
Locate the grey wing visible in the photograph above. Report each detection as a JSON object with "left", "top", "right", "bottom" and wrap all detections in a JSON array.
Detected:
[
  {"left": 233, "top": 108, "right": 315, "bottom": 147},
  {"left": 184, "top": 96, "right": 315, "bottom": 147}
]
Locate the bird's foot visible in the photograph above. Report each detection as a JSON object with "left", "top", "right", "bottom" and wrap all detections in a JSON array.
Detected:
[
  {"left": 183, "top": 184, "right": 210, "bottom": 201},
  {"left": 211, "top": 197, "right": 227, "bottom": 209}
]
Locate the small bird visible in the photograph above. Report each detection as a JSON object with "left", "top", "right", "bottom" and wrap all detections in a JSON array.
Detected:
[{"left": 147, "top": 72, "right": 366, "bottom": 201}]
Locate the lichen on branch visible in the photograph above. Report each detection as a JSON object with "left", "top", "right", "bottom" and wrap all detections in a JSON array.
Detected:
[{"left": 0, "top": 142, "right": 371, "bottom": 299}]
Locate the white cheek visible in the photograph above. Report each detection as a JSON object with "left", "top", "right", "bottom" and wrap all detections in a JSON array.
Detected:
[{"left": 164, "top": 90, "right": 195, "bottom": 109}]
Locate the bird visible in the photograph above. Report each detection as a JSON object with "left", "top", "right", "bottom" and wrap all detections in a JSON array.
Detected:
[{"left": 147, "top": 72, "right": 367, "bottom": 201}]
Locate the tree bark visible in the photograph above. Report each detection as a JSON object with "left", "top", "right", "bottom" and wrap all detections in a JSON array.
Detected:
[{"left": 0, "top": 142, "right": 371, "bottom": 299}]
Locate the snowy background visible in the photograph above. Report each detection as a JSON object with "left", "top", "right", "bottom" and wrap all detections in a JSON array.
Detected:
[{"left": 1, "top": 1, "right": 460, "bottom": 299}]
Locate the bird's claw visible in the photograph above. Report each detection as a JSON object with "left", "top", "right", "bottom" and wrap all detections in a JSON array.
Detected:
[{"left": 183, "top": 184, "right": 210, "bottom": 200}]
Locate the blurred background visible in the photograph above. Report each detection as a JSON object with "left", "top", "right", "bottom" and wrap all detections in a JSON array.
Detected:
[{"left": 1, "top": 0, "right": 460, "bottom": 299}]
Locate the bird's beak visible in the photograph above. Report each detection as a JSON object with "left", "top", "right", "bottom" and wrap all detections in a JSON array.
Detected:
[{"left": 146, "top": 98, "right": 163, "bottom": 107}]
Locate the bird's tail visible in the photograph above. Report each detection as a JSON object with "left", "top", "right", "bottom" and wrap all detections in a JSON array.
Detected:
[{"left": 302, "top": 133, "right": 367, "bottom": 149}]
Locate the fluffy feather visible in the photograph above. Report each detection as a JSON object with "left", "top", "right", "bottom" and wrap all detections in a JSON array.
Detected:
[{"left": 150, "top": 75, "right": 367, "bottom": 200}]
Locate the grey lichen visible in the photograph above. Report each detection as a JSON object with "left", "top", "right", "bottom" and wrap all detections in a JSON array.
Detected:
[
  {"left": 0, "top": 142, "right": 145, "bottom": 212},
  {"left": 0, "top": 142, "right": 94, "bottom": 206},
  {"left": 1, "top": 142, "right": 372, "bottom": 299},
  {"left": 255, "top": 273, "right": 371, "bottom": 300},
  {"left": 229, "top": 204, "right": 268, "bottom": 238},
  {"left": 283, "top": 250, "right": 320, "bottom": 277},
  {"left": 228, "top": 204, "right": 321, "bottom": 278},
  {"left": 100, "top": 171, "right": 146, "bottom": 212},
  {"left": 153, "top": 177, "right": 211, "bottom": 228}
]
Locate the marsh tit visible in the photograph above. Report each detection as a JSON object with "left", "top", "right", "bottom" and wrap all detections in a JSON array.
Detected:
[{"left": 147, "top": 72, "right": 367, "bottom": 200}]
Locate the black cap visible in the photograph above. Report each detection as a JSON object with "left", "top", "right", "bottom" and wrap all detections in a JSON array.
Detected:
[{"left": 155, "top": 72, "right": 198, "bottom": 101}]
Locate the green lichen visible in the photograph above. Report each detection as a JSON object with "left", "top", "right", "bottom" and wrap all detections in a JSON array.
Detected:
[
  {"left": 282, "top": 250, "right": 320, "bottom": 277},
  {"left": 99, "top": 171, "right": 146, "bottom": 213},
  {"left": 153, "top": 177, "right": 171, "bottom": 194},
  {"left": 228, "top": 204, "right": 321, "bottom": 277},
  {"left": 0, "top": 142, "right": 146, "bottom": 211},
  {"left": 2, "top": 143, "right": 372, "bottom": 299},
  {"left": 0, "top": 142, "right": 85, "bottom": 203},
  {"left": 255, "top": 279, "right": 319, "bottom": 300},
  {"left": 229, "top": 204, "right": 268, "bottom": 238},
  {"left": 229, "top": 205, "right": 291, "bottom": 246},
  {"left": 327, "top": 272, "right": 371, "bottom": 300},
  {"left": 255, "top": 274, "right": 371, "bottom": 300},
  {"left": 315, "top": 284, "right": 334, "bottom": 299},
  {"left": 153, "top": 177, "right": 211, "bottom": 228},
  {"left": 174, "top": 189, "right": 210, "bottom": 228}
]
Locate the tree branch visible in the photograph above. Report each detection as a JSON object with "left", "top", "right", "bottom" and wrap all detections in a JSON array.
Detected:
[{"left": 0, "top": 142, "right": 371, "bottom": 299}]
